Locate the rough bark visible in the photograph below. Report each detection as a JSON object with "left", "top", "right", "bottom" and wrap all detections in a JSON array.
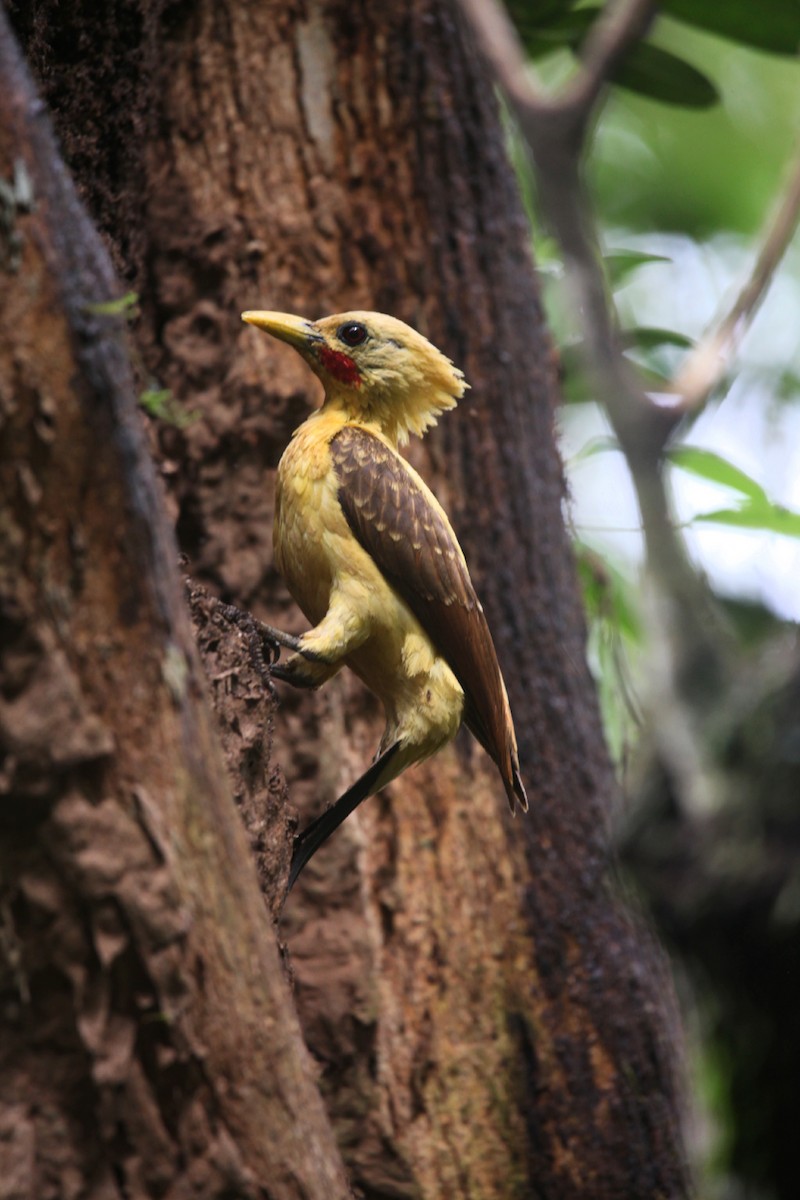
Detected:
[
  {"left": 0, "top": 15, "right": 350, "bottom": 1198},
  {"left": 5, "top": 1, "right": 689, "bottom": 1197}
]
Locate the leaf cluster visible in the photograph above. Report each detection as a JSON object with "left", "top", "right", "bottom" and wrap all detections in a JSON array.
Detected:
[{"left": 508, "top": 0, "right": 800, "bottom": 108}]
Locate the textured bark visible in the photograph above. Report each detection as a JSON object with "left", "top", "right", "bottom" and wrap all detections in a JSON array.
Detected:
[
  {"left": 5, "top": 1, "right": 689, "bottom": 1197},
  {"left": 185, "top": 580, "right": 294, "bottom": 918},
  {"left": 0, "top": 15, "right": 350, "bottom": 1198}
]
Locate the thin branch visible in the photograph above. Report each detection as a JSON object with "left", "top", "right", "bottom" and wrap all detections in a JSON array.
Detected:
[
  {"left": 457, "top": 0, "right": 656, "bottom": 406},
  {"left": 458, "top": 0, "right": 657, "bottom": 139},
  {"left": 560, "top": 0, "right": 657, "bottom": 126},
  {"left": 460, "top": 0, "right": 800, "bottom": 431},
  {"left": 457, "top": 0, "right": 548, "bottom": 111},
  {"left": 671, "top": 141, "right": 800, "bottom": 411},
  {"left": 458, "top": 0, "right": 668, "bottom": 450}
]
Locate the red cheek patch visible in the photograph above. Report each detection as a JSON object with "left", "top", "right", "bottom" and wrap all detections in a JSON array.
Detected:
[{"left": 318, "top": 346, "right": 362, "bottom": 386}]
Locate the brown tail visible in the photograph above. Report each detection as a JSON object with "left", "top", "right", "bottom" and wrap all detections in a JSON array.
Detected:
[
  {"left": 505, "top": 755, "right": 528, "bottom": 814},
  {"left": 464, "top": 699, "right": 528, "bottom": 814}
]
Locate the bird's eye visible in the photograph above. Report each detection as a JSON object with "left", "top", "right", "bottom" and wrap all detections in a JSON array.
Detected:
[{"left": 337, "top": 321, "right": 368, "bottom": 348}]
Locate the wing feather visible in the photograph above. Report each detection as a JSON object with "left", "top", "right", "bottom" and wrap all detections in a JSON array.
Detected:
[{"left": 330, "top": 425, "right": 527, "bottom": 811}]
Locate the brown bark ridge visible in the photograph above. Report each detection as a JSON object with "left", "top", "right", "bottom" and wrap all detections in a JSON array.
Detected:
[
  {"left": 7, "top": 1, "right": 690, "bottom": 1197},
  {"left": 0, "top": 13, "right": 351, "bottom": 1199}
]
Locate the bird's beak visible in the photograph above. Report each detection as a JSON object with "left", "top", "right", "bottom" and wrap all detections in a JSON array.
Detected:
[{"left": 241, "top": 310, "right": 322, "bottom": 349}]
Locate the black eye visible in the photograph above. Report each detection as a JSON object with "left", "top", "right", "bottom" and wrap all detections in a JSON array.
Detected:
[{"left": 337, "top": 321, "right": 368, "bottom": 348}]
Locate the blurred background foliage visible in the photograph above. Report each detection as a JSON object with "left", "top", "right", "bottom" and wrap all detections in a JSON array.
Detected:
[
  {"left": 508, "top": 0, "right": 800, "bottom": 710},
  {"left": 503, "top": 2, "right": 800, "bottom": 1197}
]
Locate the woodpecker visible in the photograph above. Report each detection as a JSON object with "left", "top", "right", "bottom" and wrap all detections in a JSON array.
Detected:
[{"left": 242, "top": 309, "right": 527, "bottom": 889}]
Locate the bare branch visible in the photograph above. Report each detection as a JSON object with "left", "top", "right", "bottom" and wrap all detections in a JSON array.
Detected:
[
  {"left": 458, "top": 0, "right": 657, "bottom": 138},
  {"left": 460, "top": 0, "right": 800, "bottom": 434},
  {"left": 456, "top": 0, "right": 548, "bottom": 110},
  {"left": 456, "top": 0, "right": 656, "bottom": 400},
  {"left": 457, "top": 0, "right": 666, "bottom": 456},
  {"left": 560, "top": 0, "right": 657, "bottom": 125},
  {"left": 671, "top": 141, "right": 800, "bottom": 411}
]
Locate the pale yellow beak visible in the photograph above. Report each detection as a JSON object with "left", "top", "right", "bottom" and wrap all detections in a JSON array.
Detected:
[{"left": 241, "top": 310, "right": 321, "bottom": 349}]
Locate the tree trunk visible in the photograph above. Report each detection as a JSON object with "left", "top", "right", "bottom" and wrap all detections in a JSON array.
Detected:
[
  {"left": 0, "top": 15, "right": 350, "bottom": 1198},
  {"left": 4, "top": 1, "right": 690, "bottom": 1197}
]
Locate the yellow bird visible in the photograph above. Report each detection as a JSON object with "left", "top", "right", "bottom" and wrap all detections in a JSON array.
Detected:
[{"left": 242, "top": 309, "right": 527, "bottom": 888}]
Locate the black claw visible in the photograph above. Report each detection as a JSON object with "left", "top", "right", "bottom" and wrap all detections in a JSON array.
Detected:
[{"left": 270, "top": 661, "right": 320, "bottom": 689}]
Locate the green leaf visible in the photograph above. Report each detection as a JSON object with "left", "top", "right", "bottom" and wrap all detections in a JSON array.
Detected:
[
  {"left": 622, "top": 329, "right": 694, "bottom": 390},
  {"left": 556, "top": 342, "right": 592, "bottom": 403},
  {"left": 673, "top": 449, "right": 800, "bottom": 539},
  {"left": 612, "top": 42, "right": 719, "bottom": 108},
  {"left": 605, "top": 250, "right": 672, "bottom": 287},
  {"left": 139, "top": 386, "right": 197, "bottom": 429},
  {"left": 515, "top": 5, "right": 718, "bottom": 108},
  {"left": 559, "top": 339, "right": 670, "bottom": 403},
  {"left": 532, "top": 233, "right": 564, "bottom": 270},
  {"left": 719, "top": 596, "right": 785, "bottom": 646},
  {"left": 691, "top": 502, "right": 800, "bottom": 539},
  {"left": 623, "top": 326, "right": 695, "bottom": 351},
  {"left": 84, "top": 290, "right": 139, "bottom": 317},
  {"left": 667, "top": 446, "right": 769, "bottom": 503},
  {"left": 663, "top": 0, "right": 800, "bottom": 57},
  {"left": 558, "top": 345, "right": 673, "bottom": 402},
  {"left": 571, "top": 435, "right": 622, "bottom": 463},
  {"left": 575, "top": 542, "right": 644, "bottom": 757},
  {"left": 575, "top": 543, "right": 642, "bottom": 643},
  {"left": 773, "top": 367, "right": 800, "bottom": 405},
  {"left": 507, "top": 0, "right": 582, "bottom": 52}
]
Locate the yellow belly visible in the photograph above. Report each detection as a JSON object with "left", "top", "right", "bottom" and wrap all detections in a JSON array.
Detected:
[{"left": 274, "top": 411, "right": 464, "bottom": 752}]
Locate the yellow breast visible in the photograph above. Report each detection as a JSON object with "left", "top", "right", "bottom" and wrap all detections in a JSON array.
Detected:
[
  {"left": 274, "top": 413, "right": 340, "bottom": 624},
  {"left": 274, "top": 408, "right": 464, "bottom": 747}
]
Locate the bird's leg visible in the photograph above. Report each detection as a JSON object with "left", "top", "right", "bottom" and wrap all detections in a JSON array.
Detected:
[
  {"left": 212, "top": 599, "right": 295, "bottom": 657},
  {"left": 271, "top": 594, "right": 368, "bottom": 690},
  {"left": 271, "top": 653, "right": 342, "bottom": 690},
  {"left": 255, "top": 625, "right": 306, "bottom": 654},
  {"left": 214, "top": 599, "right": 344, "bottom": 687},
  {"left": 270, "top": 661, "right": 317, "bottom": 689}
]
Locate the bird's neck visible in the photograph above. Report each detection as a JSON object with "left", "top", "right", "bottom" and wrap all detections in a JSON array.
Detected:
[
  {"left": 317, "top": 391, "right": 401, "bottom": 448},
  {"left": 318, "top": 364, "right": 461, "bottom": 447}
]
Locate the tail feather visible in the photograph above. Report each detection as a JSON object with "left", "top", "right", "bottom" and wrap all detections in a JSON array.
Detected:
[
  {"left": 464, "top": 702, "right": 528, "bottom": 814},
  {"left": 506, "top": 758, "right": 528, "bottom": 814},
  {"left": 288, "top": 741, "right": 402, "bottom": 891}
]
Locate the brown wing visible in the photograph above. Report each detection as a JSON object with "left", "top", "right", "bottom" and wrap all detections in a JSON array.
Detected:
[{"left": 330, "top": 425, "right": 527, "bottom": 811}]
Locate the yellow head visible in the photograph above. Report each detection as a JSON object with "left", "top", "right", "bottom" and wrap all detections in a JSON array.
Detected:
[{"left": 242, "top": 309, "right": 468, "bottom": 446}]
